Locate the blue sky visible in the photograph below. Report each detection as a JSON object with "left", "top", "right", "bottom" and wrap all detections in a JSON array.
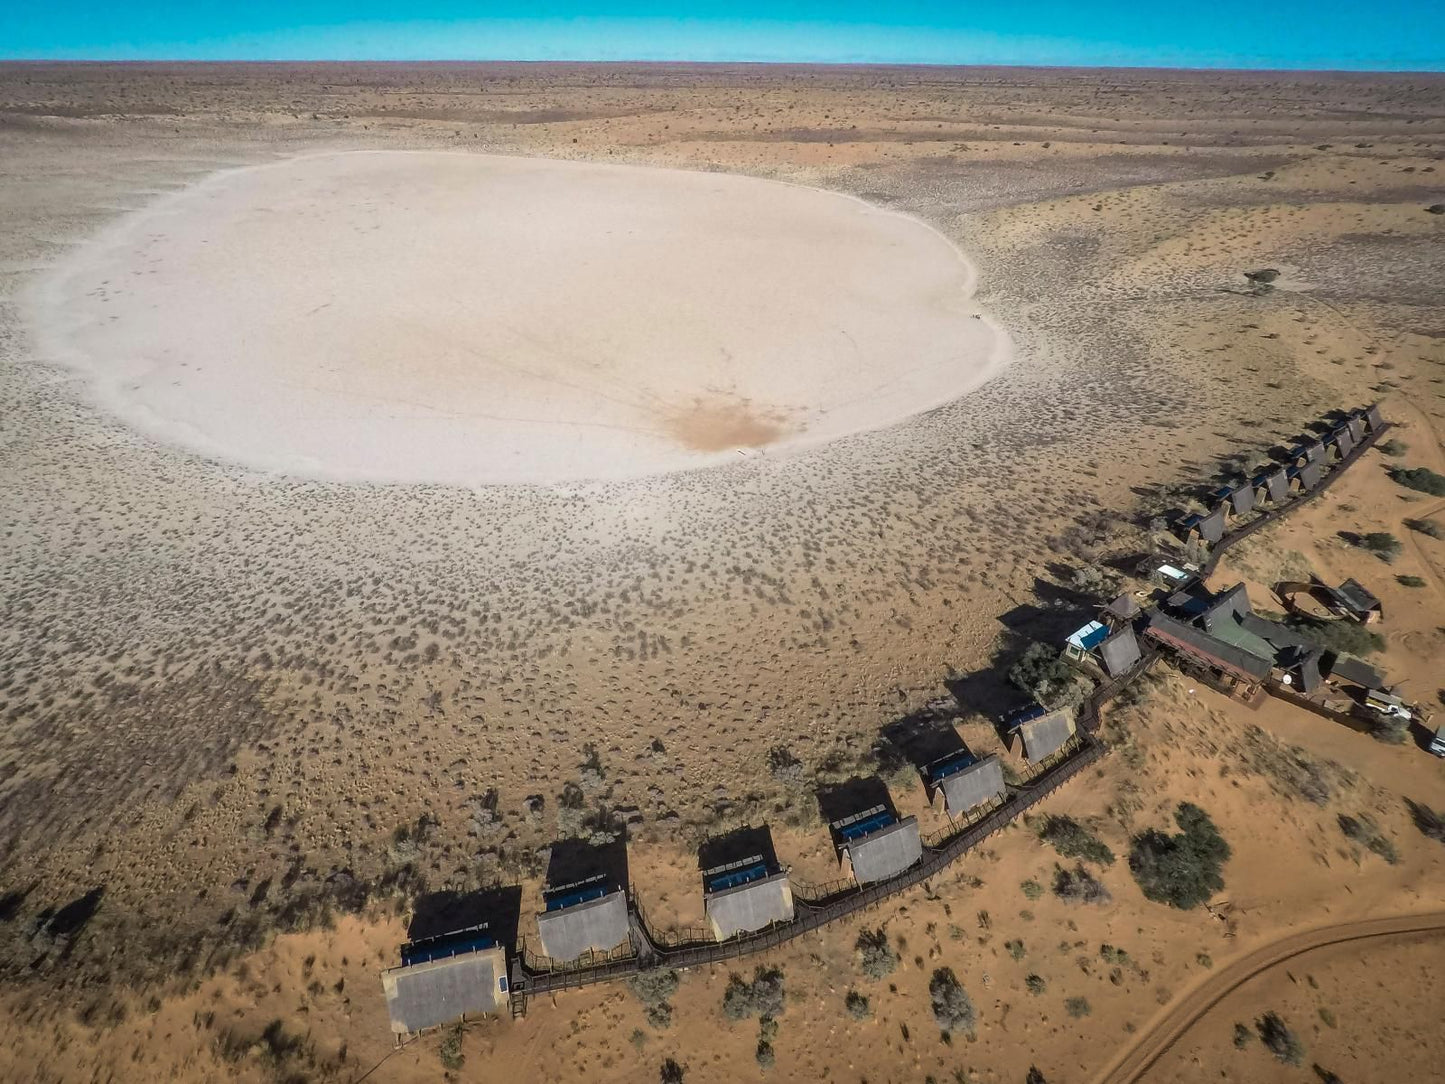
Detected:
[{"left": 2, "top": 2, "right": 1441, "bottom": 70}]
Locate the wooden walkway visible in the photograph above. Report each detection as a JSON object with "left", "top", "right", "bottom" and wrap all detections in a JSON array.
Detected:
[{"left": 506, "top": 409, "right": 1389, "bottom": 1015}]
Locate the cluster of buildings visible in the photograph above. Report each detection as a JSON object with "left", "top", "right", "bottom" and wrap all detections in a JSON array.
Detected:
[
  {"left": 383, "top": 402, "right": 1402, "bottom": 1038},
  {"left": 379, "top": 705, "right": 1085, "bottom": 1036},
  {"left": 1173, "top": 403, "right": 1384, "bottom": 547}
]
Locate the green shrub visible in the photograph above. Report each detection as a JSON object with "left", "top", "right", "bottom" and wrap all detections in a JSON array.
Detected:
[
  {"left": 928, "top": 968, "right": 976, "bottom": 1034},
  {"left": 1404, "top": 517, "right": 1443, "bottom": 539},
  {"left": 722, "top": 967, "right": 785, "bottom": 1022},
  {"left": 1233, "top": 1022, "right": 1254, "bottom": 1048},
  {"left": 855, "top": 928, "right": 899, "bottom": 979},
  {"left": 438, "top": 1024, "right": 465, "bottom": 1070},
  {"left": 1376, "top": 438, "right": 1407, "bottom": 457},
  {"left": 1020, "top": 879, "right": 1043, "bottom": 901},
  {"left": 1284, "top": 614, "right": 1385, "bottom": 656},
  {"left": 1052, "top": 864, "right": 1111, "bottom": 905},
  {"left": 660, "top": 1058, "right": 686, "bottom": 1084},
  {"left": 1009, "top": 643, "right": 1085, "bottom": 709},
  {"left": 1398, "top": 574, "right": 1427, "bottom": 588},
  {"left": 755, "top": 1041, "right": 775, "bottom": 1070},
  {"left": 1005, "top": 938, "right": 1026, "bottom": 961},
  {"left": 1354, "top": 532, "right": 1402, "bottom": 563},
  {"left": 1025, "top": 973, "right": 1047, "bottom": 995},
  {"left": 1390, "top": 466, "right": 1445, "bottom": 497},
  {"left": 845, "top": 990, "right": 871, "bottom": 1019},
  {"left": 1038, "top": 815, "right": 1115, "bottom": 866},
  {"left": 1256, "top": 1011, "right": 1304, "bottom": 1065},
  {"left": 1065, "top": 997, "right": 1091, "bottom": 1018},
  {"left": 1408, "top": 800, "right": 1445, "bottom": 844},
  {"left": 1128, "top": 803, "right": 1230, "bottom": 909},
  {"left": 1099, "top": 944, "right": 1130, "bottom": 966},
  {"left": 629, "top": 969, "right": 680, "bottom": 1029}
]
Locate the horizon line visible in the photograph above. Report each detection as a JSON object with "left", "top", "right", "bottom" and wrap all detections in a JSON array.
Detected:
[{"left": 3, "top": 57, "right": 1443, "bottom": 75}]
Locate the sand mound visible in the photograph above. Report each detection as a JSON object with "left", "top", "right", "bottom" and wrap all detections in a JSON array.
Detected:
[{"left": 28, "top": 150, "right": 1004, "bottom": 485}]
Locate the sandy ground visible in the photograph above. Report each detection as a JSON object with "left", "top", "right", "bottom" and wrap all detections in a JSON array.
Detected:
[
  {"left": 28, "top": 149, "right": 1001, "bottom": 484},
  {"left": 0, "top": 62, "right": 1443, "bottom": 1084}
]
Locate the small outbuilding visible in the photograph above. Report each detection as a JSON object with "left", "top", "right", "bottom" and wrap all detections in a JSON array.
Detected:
[
  {"left": 831, "top": 805, "right": 922, "bottom": 885},
  {"left": 1330, "top": 426, "right": 1355, "bottom": 459},
  {"left": 1258, "top": 467, "right": 1290, "bottom": 505},
  {"left": 699, "top": 826, "right": 795, "bottom": 940},
  {"left": 1327, "top": 578, "right": 1382, "bottom": 624},
  {"left": 1016, "top": 706, "right": 1077, "bottom": 761},
  {"left": 1363, "top": 403, "right": 1384, "bottom": 432},
  {"left": 1098, "top": 625, "right": 1144, "bottom": 677},
  {"left": 382, "top": 927, "right": 509, "bottom": 1035},
  {"left": 926, "top": 751, "right": 1006, "bottom": 817},
  {"left": 535, "top": 880, "right": 631, "bottom": 963},
  {"left": 1345, "top": 414, "right": 1366, "bottom": 444}
]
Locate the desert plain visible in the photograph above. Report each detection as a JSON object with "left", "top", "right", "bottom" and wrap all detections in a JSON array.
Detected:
[{"left": 0, "top": 61, "right": 1444, "bottom": 1084}]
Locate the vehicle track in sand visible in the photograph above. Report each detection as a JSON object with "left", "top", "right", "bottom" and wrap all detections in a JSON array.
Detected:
[{"left": 1090, "top": 911, "right": 1445, "bottom": 1084}]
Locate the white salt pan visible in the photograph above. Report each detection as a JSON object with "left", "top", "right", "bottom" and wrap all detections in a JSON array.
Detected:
[{"left": 29, "top": 150, "right": 1006, "bottom": 485}]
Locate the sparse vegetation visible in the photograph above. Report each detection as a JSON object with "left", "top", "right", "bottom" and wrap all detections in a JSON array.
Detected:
[
  {"left": 438, "top": 1024, "right": 465, "bottom": 1070},
  {"left": 1338, "top": 814, "right": 1398, "bottom": 863},
  {"left": 1025, "top": 973, "right": 1047, "bottom": 995},
  {"left": 1376, "top": 438, "right": 1407, "bottom": 457},
  {"left": 660, "top": 1057, "right": 686, "bottom": 1084},
  {"left": 1405, "top": 517, "right": 1443, "bottom": 539},
  {"left": 1020, "top": 878, "right": 1044, "bottom": 901},
  {"left": 1038, "top": 815, "right": 1115, "bottom": 866},
  {"left": 1284, "top": 615, "right": 1385, "bottom": 656},
  {"left": 1129, "top": 803, "right": 1230, "bottom": 909},
  {"left": 1352, "top": 531, "right": 1401, "bottom": 563},
  {"left": 1397, "top": 574, "right": 1427, "bottom": 588},
  {"left": 1052, "top": 864, "right": 1111, "bottom": 905},
  {"left": 1233, "top": 1022, "right": 1254, "bottom": 1048},
  {"left": 845, "top": 990, "right": 872, "bottom": 1019},
  {"left": 722, "top": 966, "right": 786, "bottom": 1022},
  {"left": 1390, "top": 466, "right": 1445, "bottom": 497},
  {"left": 1065, "top": 996, "right": 1092, "bottom": 1018}
]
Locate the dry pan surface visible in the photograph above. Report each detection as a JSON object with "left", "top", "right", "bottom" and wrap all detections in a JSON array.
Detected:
[{"left": 30, "top": 149, "right": 1002, "bottom": 485}]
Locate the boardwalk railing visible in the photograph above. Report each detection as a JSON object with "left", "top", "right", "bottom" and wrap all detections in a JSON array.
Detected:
[
  {"left": 1200, "top": 415, "right": 1390, "bottom": 578},
  {"left": 515, "top": 733, "right": 1109, "bottom": 1004},
  {"left": 506, "top": 409, "right": 1387, "bottom": 1013}
]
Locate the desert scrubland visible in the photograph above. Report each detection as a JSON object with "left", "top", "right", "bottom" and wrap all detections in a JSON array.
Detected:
[{"left": 0, "top": 62, "right": 1443, "bottom": 1083}]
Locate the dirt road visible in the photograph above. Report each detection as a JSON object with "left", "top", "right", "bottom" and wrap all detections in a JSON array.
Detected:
[{"left": 1090, "top": 911, "right": 1445, "bottom": 1084}]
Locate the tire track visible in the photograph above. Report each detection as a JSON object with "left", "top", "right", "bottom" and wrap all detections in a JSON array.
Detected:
[{"left": 1090, "top": 911, "right": 1445, "bottom": 1084}]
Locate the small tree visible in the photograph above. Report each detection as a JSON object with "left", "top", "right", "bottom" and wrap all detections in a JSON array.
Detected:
[
  {"left": 1128, "top": 803, "right": 1230, "bottom": 909},
  {"left": 1390, "top": 466, "right": 1445, "bottom": 497},
  {"left": 660, "top": 1058, "right": 686, "bottom": 1084},
  {"left": 1038, "top": 815, "right": 1115, "bottom": 866},
  {"left": 1256, "top": 1011, "right": 1304, "bottom": 1065},
  {"left": 1009, "top": 643, "right": 1085, "bottom": 709},
  {"left": 929, "top": 968, "right": 976, "bottom": 1035},
  {"left": 855, "top": 927, "right": 899, "bottom": 979},
  {"left": 438, "top": 1024, "right": 465, "bottom": 1070}
]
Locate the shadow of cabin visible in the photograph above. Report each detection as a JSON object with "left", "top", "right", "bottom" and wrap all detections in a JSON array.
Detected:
[{"left": 408, "top": 884, "right": 522, "bottom": 949}]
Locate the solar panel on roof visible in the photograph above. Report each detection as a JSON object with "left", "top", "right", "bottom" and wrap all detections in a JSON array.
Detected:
[
  {"left": 706, "top": 861, "right": 769, "bottom": 893},
  {"left": 543, "top": 883, "right": 610, "bottom": 912},
  {"left": 838, "top": 810, "right": 896, "bottom": 841},
  {"left": 401, "top": 932, "right": 497, "bottom": 967}
]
